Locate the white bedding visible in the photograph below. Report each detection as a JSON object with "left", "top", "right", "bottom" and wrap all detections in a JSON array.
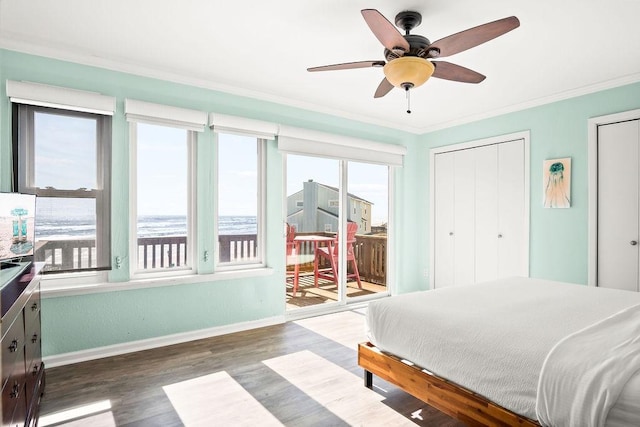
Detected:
[
  {"left": 536, "top": 303, "right": 640, "bottom": 426},
  {"left": 366, "top": 277, "right": 640, "bottom": 424}
]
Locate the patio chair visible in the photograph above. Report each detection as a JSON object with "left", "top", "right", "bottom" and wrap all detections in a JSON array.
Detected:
[
  {"left": 286, "top": 224, "right": 301, "bottom": 293},
  {"left": 313, "top": 222, "right": 362, "bottom": 288}
]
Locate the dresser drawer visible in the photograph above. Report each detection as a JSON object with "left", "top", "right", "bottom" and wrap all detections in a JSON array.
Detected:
[
  {"left": 23, "top": 291, "right": 40, "bottom": 334},
  {"left": 24, "top": 361, "right": 39, "bottom": 412},
  {"left": 23, "top": 332, "right": 40, "bottom": 375},
  {"left": 2, "top": 369, "right": 26, "bottom": 427},
  {"left": 1, "top": 315, "right": 25, "bottom": 391},
  {"left": 23, "top": 323, "right": 40, "bottom": 407}
]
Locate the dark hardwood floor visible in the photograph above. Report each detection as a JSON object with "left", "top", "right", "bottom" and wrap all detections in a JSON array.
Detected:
[{"left": 39, "top": 310, "right": 465, "bottom": 426}]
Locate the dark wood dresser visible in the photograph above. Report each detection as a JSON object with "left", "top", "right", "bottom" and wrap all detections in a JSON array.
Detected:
[{"left": 1, "top": 263, "right": 44, "bottom": 427}]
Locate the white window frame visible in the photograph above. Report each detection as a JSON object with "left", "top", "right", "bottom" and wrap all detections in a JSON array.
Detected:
[
  {"left": 128, "top": 122, "right": 198, "bottom": 279},
  {"left": 213, "top": 133, "right": 266, "bottom": 270},
  {"left": 125, "top": 99, "right": 206, "bottom": 279},
  {"left": 209, "top": 114, "right": 276, "bottom": 271}
]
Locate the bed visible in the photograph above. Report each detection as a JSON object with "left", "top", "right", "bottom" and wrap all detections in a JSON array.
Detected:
[{"left": 359, "top": 277, "right": 640, "bottom": 426}]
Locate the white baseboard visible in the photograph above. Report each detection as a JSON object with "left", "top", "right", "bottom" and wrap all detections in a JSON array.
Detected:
[{"left": 43, "top": 315, "right": 286, "bottom": 368}]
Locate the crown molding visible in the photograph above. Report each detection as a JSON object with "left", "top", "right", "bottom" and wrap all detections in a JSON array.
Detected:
[
  {"left": 416, "top": 72, "right": 640, "bottom": 134},
  {"left": 2, "top": 35, "right": 639, "bottom": 136},
  {"left": 0, "top": 35, "right": 423, "bottom": 134}
]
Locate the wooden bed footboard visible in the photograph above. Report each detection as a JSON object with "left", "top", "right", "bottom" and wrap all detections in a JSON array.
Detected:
[{"left": 358, "top": 342, "right": 540, "bottom": 427}]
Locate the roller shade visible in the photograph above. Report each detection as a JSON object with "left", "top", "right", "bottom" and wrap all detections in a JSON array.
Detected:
[
  {"left": 278, "top": 125, "right": 406, "bottom": 166},
  {"left": 125, "top": 99, "right": 207, "bottom": 132},
  {"left": 7, "top": 80, "right": 115, "bottom": 115},
  {"left": 209, "top": 113, "right": 278, "bottom": 140}
]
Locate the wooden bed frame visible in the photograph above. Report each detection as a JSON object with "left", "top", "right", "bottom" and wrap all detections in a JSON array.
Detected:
[{"left": 358, "top": 342, "right": 540, "bottom": 427}]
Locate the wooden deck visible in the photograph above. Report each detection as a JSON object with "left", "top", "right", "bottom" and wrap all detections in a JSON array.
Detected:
[{"left": 286, "top": 272, "right": 387, "bottom": 310}]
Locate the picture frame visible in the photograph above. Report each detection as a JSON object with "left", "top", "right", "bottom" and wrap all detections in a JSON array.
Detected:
[{"left": 543, "top": 157, "right": 571, "bottom": 208}]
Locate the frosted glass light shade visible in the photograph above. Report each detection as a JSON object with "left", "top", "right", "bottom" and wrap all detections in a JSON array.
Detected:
[{"left": 383, "top": 57, "right": 435, "bottom": 88}]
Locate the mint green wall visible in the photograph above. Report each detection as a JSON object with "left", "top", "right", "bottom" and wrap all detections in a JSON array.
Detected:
[
  {"left": 4, "top": 47, "right": 639, "bottom": 357},
  {"left": 0, "top": 49, "right": 416, "bottom": 356},
  {"left": 416, "top": 82, "right": 640, "bottom": 286}
]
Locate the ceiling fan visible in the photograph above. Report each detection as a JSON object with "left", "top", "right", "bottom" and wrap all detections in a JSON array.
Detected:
[{"left": 308, "top": 9, "right": 520, "bottom": 113}]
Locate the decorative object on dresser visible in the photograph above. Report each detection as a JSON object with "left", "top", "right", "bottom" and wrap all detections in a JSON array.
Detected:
[{"left": 1, "top": 262, "right": 45, "bottom": 427}]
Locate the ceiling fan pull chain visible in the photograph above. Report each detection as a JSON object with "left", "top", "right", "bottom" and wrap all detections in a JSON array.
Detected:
[{"left": 405, "top": 85, "right": 411, "bottom": 114}]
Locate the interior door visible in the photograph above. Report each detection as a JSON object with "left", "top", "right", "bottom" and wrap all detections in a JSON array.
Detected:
[
  {"left": 434, "top": 152, "right": 455, "bottom": 287},
  {"left": 598, "top": 120, "right": 640, "bottom": 291},
  {"left": 497, "top": 139, "right": 526, "bottom": 278},
  {"left": 475, "top": 144, "right": 499, "bottom": 283},
  {"left": 453, "top": 149, "right": 476, "bottom": 286}
]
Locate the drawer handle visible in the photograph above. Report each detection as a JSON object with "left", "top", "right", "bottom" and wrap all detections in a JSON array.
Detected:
[
  {"left": 32, "top": 364, "right": 39, "bottom": 376},
  {"left": 9, "top": 382, "right": 20, "bottom": 399},
  {"left": 31, "top": 302, "right": 38, "bottom": 311},
  {"left": 8, "top": 339, "right": 19, "bottom": 353},
  {"left": 31, "top": 333, "right": 38, "bottom": 343}
]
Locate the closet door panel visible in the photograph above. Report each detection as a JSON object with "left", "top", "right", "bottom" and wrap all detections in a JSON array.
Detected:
[
  {"left": 453, "top": 149, "right": 476, "bottom": 286},
  {"left": 498, "top": 139, "right": 526, "bottom": 277},
  {"left": 475, "top": 145, "right": 499, "bottom": 283},
  {"left": 434, "top": 152, "right": 456, "bottom": 287},
  {"left": 598, "top": 120, "right": 639, "bottom": 291}
]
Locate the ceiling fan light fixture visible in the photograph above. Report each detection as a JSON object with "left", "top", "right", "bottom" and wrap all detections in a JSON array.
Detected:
[{"left": 383, "top": 57, "right": 435, "bottom": 88}]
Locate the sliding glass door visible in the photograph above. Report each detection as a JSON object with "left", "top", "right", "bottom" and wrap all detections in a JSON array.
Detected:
[
  {"left": 285, "top": 155, "right": 390, "bottom": 311},
  {"left": 346, "top": 162, "right": 389, "bottom": 300},
  {"left": 285, "top": 155, "right": 341, "bottom": 310}
]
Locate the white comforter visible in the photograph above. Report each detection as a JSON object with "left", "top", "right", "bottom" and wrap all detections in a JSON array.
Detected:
[
  {"left": 366, "top": 277, "right": 640, "bottom": 423},
  {"left": 536, "top": 303, "right": 640, "bottom": 427}
]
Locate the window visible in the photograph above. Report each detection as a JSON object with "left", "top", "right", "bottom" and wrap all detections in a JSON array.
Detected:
[
  {"left": 209, "top": 113, "right": 276, "bottom": 270},
  {"left": 126, "top": 99, "right": 206, "bottom": 277},
  {"left": 130, "top": 122, "right": 196, "bottom": 274},
  {"left": 15, "top": 105, "right": 112, "bottom": 273},
  {"left": 215, "top": 133, "right": 264, "bottom": 267}
]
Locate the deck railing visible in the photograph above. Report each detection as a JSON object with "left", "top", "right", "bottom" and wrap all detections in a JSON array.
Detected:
[
  {"left": 36, "top": 233, "right": 386, "bottom": 284},
  {"left": 218, "top": 234, "right": 258, "bottom": 263},
  {"left": 289, "top": 232, "right": 387, "bottom": 285}
]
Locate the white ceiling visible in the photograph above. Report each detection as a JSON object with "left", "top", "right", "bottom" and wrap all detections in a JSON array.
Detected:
[{"left": 1, "top": 0, "right": 640, "bottom": 134}]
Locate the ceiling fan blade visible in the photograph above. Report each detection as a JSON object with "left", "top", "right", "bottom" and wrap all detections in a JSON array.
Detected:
[
  {"left": 374, "top": 78, "right": 394, "bottom": 98},
  {"left": 307, "top": 60, "right": 385, "bottom": 72},
  {"left": 432, "top": 61, "right": 486, "bottom": 83},
  {"left": 428, "top": 16, "right": 520, "bottom": 58},
  {"left": 361, "top": 9, "right": 410, "bottom": 54}
]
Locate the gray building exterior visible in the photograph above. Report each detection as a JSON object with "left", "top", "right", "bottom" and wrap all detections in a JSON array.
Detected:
[{"left": 286, "top": 180, "right": 372, "bottom": 234}]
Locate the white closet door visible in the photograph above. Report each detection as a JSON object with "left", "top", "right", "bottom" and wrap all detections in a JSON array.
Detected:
[
  {"left": 598, "top": 120, "right": 640, "bottom": 291},
  {"left": 497, "top": 139, "right": 526, "bottom": 277},
  {"left": 475, "top": 145, "right": 499, "bottom": 283},
  {"left": 434, "top": 152, "right": 456, "bottom": 287},
  {"left": 453, "top": 149, "right": 476, "bottom": 286}
]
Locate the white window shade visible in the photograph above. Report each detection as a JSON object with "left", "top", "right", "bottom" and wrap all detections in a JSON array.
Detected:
[
  {"left": 125, "top": 99, "right": 207, "bottom": 132},
  {"left": 278, "top": 125, "right": 406, "bottom": 167},
  {"left": 7, "top": 80, "right": 115, "bottom": 115},
  {"left": 209, "top": 113, "right": 278, "bottom": 140}
]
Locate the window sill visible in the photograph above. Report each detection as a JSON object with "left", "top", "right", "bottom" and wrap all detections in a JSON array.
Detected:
[{"left": 41, "top": 267, "right": 275, "bottom": 298}]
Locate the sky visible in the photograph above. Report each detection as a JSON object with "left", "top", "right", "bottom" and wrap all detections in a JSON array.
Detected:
[{"left": 35, "top": 112, "right": 96, "bottom": 190}]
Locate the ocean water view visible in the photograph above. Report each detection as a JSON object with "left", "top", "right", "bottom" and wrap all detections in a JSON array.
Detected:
[{"left": 35, "top": 215, "right": 257, "bottom": 240}]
